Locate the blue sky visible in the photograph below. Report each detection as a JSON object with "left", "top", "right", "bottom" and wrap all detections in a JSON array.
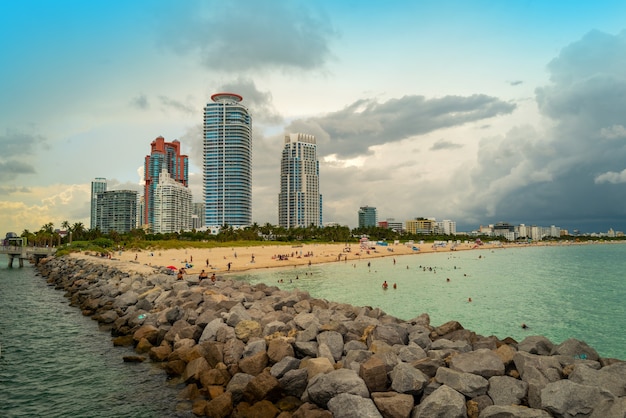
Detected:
[{"left": 2, "top": 0, "right": 626, "bottom": 235}]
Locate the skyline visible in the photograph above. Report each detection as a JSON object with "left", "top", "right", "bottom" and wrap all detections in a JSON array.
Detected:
[{"left": 2, "top": 1, "right": 626, "bottom": 235}]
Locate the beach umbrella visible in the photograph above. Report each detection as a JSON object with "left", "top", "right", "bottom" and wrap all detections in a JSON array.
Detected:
[{"left": 166, "top": 265, "right": 177, "bottom": 270}]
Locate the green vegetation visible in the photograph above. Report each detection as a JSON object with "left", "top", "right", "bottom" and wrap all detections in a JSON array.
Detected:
[{"left": 23, "top": 220, "right": 626, "bottom": 258}]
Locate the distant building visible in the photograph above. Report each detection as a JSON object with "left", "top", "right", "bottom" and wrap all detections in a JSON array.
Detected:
[
  {"left": 358, "top": 206, "right": 377, "bottom": 228},
  {"left": 378, "top": 218, "right": 403, "bottom": 233},
  {"left": 192, "top": 202, "right": 205, "bottom": 230},
  {"left": 203, "top": 93, "right": 252, "bottom": 228},
  {"left": 405, "top": 218, "right": 436, "bottom": 234},
  {"left": 144, "top": 136, "right": 188, "bottom": 230},
  {"left": 90, "top": 177, "right": 107, "bottom": 229},
  {"left": 153, "top": 169, "right": 192, "bottom": 234},
  {"left": 279, "top": 133, "right": 322, "bottom": 228},
  {"left": 95, "top": 190, "right": 138, "bottom": 234},
  {"left": 438, "top": 219, "right": 457, "bottom": 235}
]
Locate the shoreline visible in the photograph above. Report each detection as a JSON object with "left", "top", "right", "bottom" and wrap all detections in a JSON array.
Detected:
[{"left": 71, "top": 240, "right": 535, "bottom": 275}]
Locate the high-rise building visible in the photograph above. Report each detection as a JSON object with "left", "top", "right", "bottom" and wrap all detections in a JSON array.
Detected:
[
  {"left": 358, "top": 206, "right": 377, "bottom": 228},
  {"left": 153, "top": 169, "right": 192, "bottom": 233},
  {"left": 279, "top": 133, "right": 322, "bottom": 228},
  {"left": 90, "top": 177, "right": 107, "bottom": 229},
  {"left": 203, "top": 93, "right": 252, "bottom": 228},
  {"left": 144, "top": 136, "right": 188, "bottom": 230},
  {"left": 95, "top": 190, "right": 138, "bottom": 234},
  {"left": 191, "top": 202, "right": 205, "bottom": 230}
]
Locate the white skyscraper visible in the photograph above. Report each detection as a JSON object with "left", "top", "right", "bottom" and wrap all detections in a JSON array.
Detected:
[
  {"left": 153, "top": 169, "right": 192, "bottom": 233},
  {"left": 279, "top": 133, "right": 322, "bottom": 228}
]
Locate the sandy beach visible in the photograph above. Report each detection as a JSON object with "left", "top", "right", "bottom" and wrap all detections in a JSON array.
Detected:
[{"left": 70, "top": 240, "right": 508, "bottom": 276}]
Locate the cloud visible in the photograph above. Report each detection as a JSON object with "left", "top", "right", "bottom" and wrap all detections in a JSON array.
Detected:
[
  {"left": 509, "top": 80, "right": 524, "bottom": 86},
  {"left": 431, "top": 139, "right": 463, "bottom": 151},
  {"left": 130, "top": 94, "right": 149, "bottom": 110},
  {"left": 0, "top": 130, "right": 46, "bottom": 158},
  {"left": 157, "top": 1, "right": 336, "bottom": 72},
  {"left": 595, "top": 169, "right": 626, "bottom": 184},
  {"left": 0, "top": 186, "right": 31, "bottom": 195},
  {"left": 599, "top": 124, "right": 626, "bottom": 139},
  {"left": 457, "top": 29, "right": 626, "bottom": 231},
  {"left": 219, "top": 77, "right": 283, "bottom": 125},
  {"left": 288, "top": 94, "right": 515, "bottom": 159},
  {"left": 158, "top": 95, "right": 195, "bottom": 115},
  {"left": 0, "top": 160, "right": 36, "bottom": 181}
]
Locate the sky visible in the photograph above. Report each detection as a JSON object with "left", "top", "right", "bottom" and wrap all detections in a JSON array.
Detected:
[{"left": 2, "top": 0, "right": 626, "bottom": 235}]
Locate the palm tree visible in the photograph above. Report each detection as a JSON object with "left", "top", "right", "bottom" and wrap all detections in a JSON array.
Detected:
[
  {"left": 72, "top": 222, "right": 85, "bottom": 241},
  {"left": 61, "top": 220, "right": 71, "bottom": 244}
]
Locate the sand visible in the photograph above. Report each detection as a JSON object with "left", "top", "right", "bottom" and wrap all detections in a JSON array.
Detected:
[{"left": 69, "top": 240, "right": 505, "bottom": 276}]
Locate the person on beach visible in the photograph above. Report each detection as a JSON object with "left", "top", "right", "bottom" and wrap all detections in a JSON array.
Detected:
[
  {"left": 382, "top": 280, "right": 388, "bottom": 289},
  {"left": 177, "top": 269, "right": 184, "bottom": 280},
  {"left": 210, "top": 273, "right": 216, "bottom": 282},
  {"left": 227, "top": 262, "right": 232, "bottom": 271},
  {"left": 199, "top": 270, "right": 208, "bottom": 280}
]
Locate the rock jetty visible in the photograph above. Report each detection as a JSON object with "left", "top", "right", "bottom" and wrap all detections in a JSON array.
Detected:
[{"left": 36, "top": 255, "right": 625, "bottom": 417}]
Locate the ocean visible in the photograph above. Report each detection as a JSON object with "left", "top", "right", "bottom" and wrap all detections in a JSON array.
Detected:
[
  {"left": 0, "top": 256, "right": 194, "bottom": 418},
  {"left": 232, "top": 243, "right": 626, "bottom": 360},
  {"left": 1, "top": 243, "right": 623, "bottom": 416}
]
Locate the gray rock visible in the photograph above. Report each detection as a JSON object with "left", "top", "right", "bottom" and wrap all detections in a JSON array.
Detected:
[
  {"left": 513, "top": 351, "right": 563, "bottom": 382},
  {"left": 305, "top": 368, "right": 370, "bottom": 408},
  {"left": 297, "top": 323, "right": 320, "bottom": 342},
  {"left": 280, "top": 368, "right": 309, "bottom": 398},
  {"left": 569, "top": 362, "right": 626, "bottom": 397},
  {"left": 430, "top": 338, "right": 471, "bottom": 353},
  {"left": 199, "top": 317, "right": 224, "bottom": 342},
  {"left": 370, "top": 324, "right": 408, "bottom": 346},
  {"left": 550, "top": 338, "right": 600, "bottom": 362},
  {"left": 435, "top": 367, "right": 489, "bottom": 398},
  {"left": 344, "top": 349, "right": 374, "bottom": 371},
  {"left": 344, "top": 339, "right": 368, "bottom": 354},
  {"left": 226, "top": 372, "right": 254, "bottom": 403},
  {"left": 397, "top": 344, "right": 427, "bottom": 363},
  {"left": 327, "top": 393, "right": 383, "bottom": 418},
  {"left": 294, "top": 312, "right": 320, "bottom": 330},
  {"left": 487, "top": 375, "right": 528, "bottom": 406},
  {"left": 449, "top": 348, "right": 505, "bottom": 378},
  {"left": 113, "top": 290, "right": 138, "bottom": 309},
  {"left": 589, "top": 396, "right": 626, "bottom": 418},
  {"left": 242, "top": 338, "right": 266, "bottom": 357},
  {"left": 479, "top": 405, "right": 552, "bottom": 418},
  {"left": 270, "top": 355, "right": 301, "bottom": 379},
  {"left": 295, "top": 341, "right": 319, "bottom": 357},
  {"left": 317, "top": 331, "right": 344, "bottom": 361},
  {"left": 517, "top": 335, "right": 554, "bottom": 355},
  {"left": 541, "top": 379, "right": 614, "bottom": 417},
  {"left": 411, "top": 384, "right": 466, "bottom": 418},
  {"left": 389, "top": 362, "right": 428, "bottom": 396}
]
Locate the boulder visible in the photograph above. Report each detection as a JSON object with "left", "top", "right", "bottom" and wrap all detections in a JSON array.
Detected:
[
  {"left": 317, "top": 331, "right": 344, "bottom": 361},
  {"left": 244, "top": 370, "right": 281, "bottom": 402},
  {"left": 204, "top": 391, "right": 233, "bottom": 418},
  {"left": 541, "top": 379, "right": 614, "bottom": 417},
  {"left": 305, "top": 368, "right": 370, "bottom": 408},
  {"left": 479, "top": 405, "right": 552, "bottom": 417},
  {"left": 225, "top": 372, "right": 254, "bottom": 403},
  {"left": 412, "top": 384, "right": 466, "bottom": 418},
  {"left": 550, "top": 338, "right": 600, "bottom": 361},
  {"left": 359, "top": 356, "right": 389, "bottom": 392},
  {"left": 449, "top": 349, "right": 505, "bottom": 378},
  {"left": 327, "top": 393, "right": 383, "bottom": 418},
  {"left": 434, "top": 367, "right": 489, "bottom": 398},
  {"left": 235, "top": 320, "right": 262, "bottom": 342},
  {"left": 270, "top": 356, "right": 301, "bottom": 379},
  {"left": 371, "top": 391, "right": 414, "bottom": 418},
  {"left": 517, "top": 336, "right": 554, "bottom": 355},
  {"left": 389, "top": 362, "right": 428, "bottom": 396},
  {"left": 487, "top": 375, "right": 528, "bottom": 406},
  {"left": 280, "top": 368, "right": 309, "bottom": 398},
  {"left": 238, "top": 350, "right": 269, "bottom": 376},
  {"left": 569, "top": 362, "right": 626, "bottom": 397}
]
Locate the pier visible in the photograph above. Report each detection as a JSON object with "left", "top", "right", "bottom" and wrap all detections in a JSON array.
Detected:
[{"left": 0, "top": 245, "right": 56, "bottom": 267}]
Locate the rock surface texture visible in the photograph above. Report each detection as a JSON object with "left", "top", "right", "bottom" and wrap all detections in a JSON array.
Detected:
[{"left": 36, "top": 256, "right": 626, "bottom": 417}]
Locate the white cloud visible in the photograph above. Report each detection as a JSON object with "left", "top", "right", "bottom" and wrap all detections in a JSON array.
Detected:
[{"left": 595, "top": 169, "right": 626, "bottom": 184}]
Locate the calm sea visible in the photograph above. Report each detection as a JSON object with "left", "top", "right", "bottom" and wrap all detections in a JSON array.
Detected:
[
  {"left": 233, "top": 243, "right": 626, "bottom": 360},
  {"left": 0, "top": 256, "right": 194, "bottom": 418}
]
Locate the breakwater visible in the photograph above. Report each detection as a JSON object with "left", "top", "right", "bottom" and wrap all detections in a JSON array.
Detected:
[{"left": 36, "top": 255, "right": 626, "bottom": 417}]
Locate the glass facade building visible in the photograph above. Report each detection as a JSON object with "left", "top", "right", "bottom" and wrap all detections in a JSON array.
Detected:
[
  {"left": 203, "top": 93, "right": 252, "bottom": 228},
  {"left": 95, "top": 190, "right": 138, "bottom": 234},
  {"left": 358, "top": 206, "right": 377, "bottom": 228},
  {"left": 90, "top": 177, "right": 107, "bottom": 229},
  {"left": 279, "top": 133, "right": 322, "bottom": 228},
  {"left": 144, "top": 136, "right": 188, "bottom": 230}
]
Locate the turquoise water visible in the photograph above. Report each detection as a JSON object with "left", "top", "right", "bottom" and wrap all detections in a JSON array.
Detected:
[
  {"left": 0, "top": 257, "right": 193, "bottom": 418},
  {"left": 233, "top": 243, "right": 626, "bottom": 360}
]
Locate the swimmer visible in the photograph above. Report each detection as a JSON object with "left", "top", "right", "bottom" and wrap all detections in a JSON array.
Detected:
[
  {"left": 521, "top": 323, "right": 528, "bottom": 329},
  {"left": 393, "top": 283, "right": 397, "bottom": 289},
  {"left": 468, "top": 297, "right": 472, "bottom": 302}
]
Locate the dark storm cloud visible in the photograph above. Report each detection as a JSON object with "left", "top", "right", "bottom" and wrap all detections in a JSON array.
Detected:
[
  {"left": 0, "top": 131, "right": 46, "bottom": 158},
  {"left": 157, "top": 1, "right": 336, "bottom": 72},
  {"left": 461, "top": 30, "right": 626, "bottom": 232},
  {"left": 289, "top": 94, "right": 515, "bottom": 159}
]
